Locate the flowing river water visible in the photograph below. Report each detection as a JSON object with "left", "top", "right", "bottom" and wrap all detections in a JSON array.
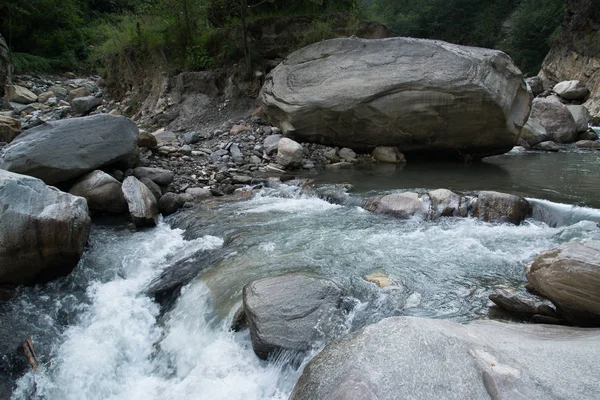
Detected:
[{"left": 3, "top": 150, "right": 600, "bottom": 399}]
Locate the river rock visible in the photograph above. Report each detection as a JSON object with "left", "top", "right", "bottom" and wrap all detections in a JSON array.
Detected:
[
  {"left": 530, "top": 97, "right": 577, "bottom": 143},
  {"left": 567, "top": 105, "right": 591, "bottom": 133},
  {"left": 0, "top": 169, "right": 91, "bottom": 285},
  {"left": 67, "top": 87, "right": 90, "bottom": 103},
  {"left": 518, "top": 116, "right": 548, "bottom": 148},
  {"left": 158, "top": 192, "right": 185, "bottom": 215},
  {"left": 475, "top": 191, "right": 531, "bottom": 225},
  {"left": 338, "top": 148, "right": 356, "bottom": 161},
  {"left": 133, "top": 167, "right": 175, "bottom": 186},
  {"left": 372, "top": 146, "right": 405, "bottom": 163},
  {"left": 138, "top": 131, "right": 158, "bottom": 148},
  {"left": 533, "top": 140, "right": 562, "bottom": 152},
  {"left": 140, "top": 177, "right": 162, "bottom": 202},
  {"left": 575, "top": 140, "right": 600, "bottom": 150},
  {"left": 68, "top": 170, "right": 127, "bottom": 214},
  {"left": 71, "top": 95, "right": 102, "bottom": 115},
  {"left": 185, "top": 187, "right": 212, "bottom": 199},
  {"left": 264, "top": 134, "right": 282, "bottom": 155},
  {"left": 260, "top": 37, "right": 531, "bottom": 160},
  {"left": 290, "top": 316, "right": 600, "bottom": 400},
  {"left": 121, "top": 176, "right": 158, "bottom": 227},
  {"left": 553, "top": 80, "right": 589, "bottom": 100},
  {"left": 38, "top": 91, "right": 54, "bottom": 103},
  {"left": 152, "top": 129, "right": 177, "bottom": 143},
  {"left": 525, "top": 76, "right": 544, "bottom": 96},
  {"left": 0, "top": 116, "right": 21, "bottom": 143},
  {"left": 489, "top": 290, "right": 538, "bottom": 315},
  {"left": 0, "top": 114, "right": 139, "bottom": 185},
  {"left": 364, "top": 272, "right": 392, "bottom": 288},
  {"left": 526, "top": 241, "right": 600, "bottom": 326},
  {"left": 243, "top": 274, "right": 345, "bottom": 360},
  {"left": 428, "top": 189, "right": 467, "bottom": 219},
  {"left": 5, "top": 85, "right": 37, "bottom": 104},
  {"left": 0, "top": 34, "right": 8, "bottom": 96},
  {"left": 276, "top": 138, "right": 303, "bottom": 168},
  {"left": 363, "top": 192, "right": 429, "bottom": 220}
]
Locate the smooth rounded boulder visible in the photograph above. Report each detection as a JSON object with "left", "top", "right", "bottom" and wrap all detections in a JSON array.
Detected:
[
  {"left": 530, "top": 97, "right": 577, "bottom": 143},
  {"left": 526, "top": 241, "right": 600, "bottom": 326},
  {"left": 553, "top": 80, "right": 589, "bottom": 100},
  {"left": 243, "top": 274, "right": 346, "bottom": 360},
  {"left": 69, "top": 170, "right": 127, "bottom": 214},
  {"left": 122, "top": 176, "right": 158, "bottom": 227},
  {"left": 0, "top": 114, "right": 139, "bottom": 184},
  {"left": 363, "top": 192, "right": 430, "bottom": 220},
  {"left": 260, "top": 37, "right": 531, "bottom": 160},
  {"left": 133, "top": 167, "right": 175, "bottom": 186},
  {"left": 0, "top": 169, "right": 91, "bottom": 285},
  {"left": 475, "top": 191, "right": 531, "bottom": 225},
  {"left": 290, "top": 316, "right": 600, "bottom": 400},
  {"left": 276, "top": 138, "right": 304, "bottom": 168}
]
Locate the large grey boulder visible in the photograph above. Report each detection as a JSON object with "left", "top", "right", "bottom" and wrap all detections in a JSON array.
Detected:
[
  {"left": 71, "top": 95, "right": 102, "bottom": 115},
  {"left": 260, "top": 37, "right": 531, "bottom": 160},
  {"left": 69, "top": 170, "right": 127, "bottom": 214},
  {"left": 291, "top": 316, "right": 600, "bottom": 400},
  {"left": 122, "top": 176, "right": 158, "bottom": 227},
  {"left": 133, "top": 167, "right": 175, "bottom": 186},
  {"left": 553, "top": 80, "right": 589, "bottom": 100},
  {"left": 526, "top": 241, "right": 600, "bottom": 326},
  {"left": 0, "top": 170, "right": 90, "bottom": 285},
  {"left": 530, "top": 97, "right": 577, "bottom": 143},
  {"left": 243, "top": 274, "right": 345, "bottom": 360},
  {"left": 0, "top": 114, "right": 139, "bottom": 184},
  {"left": 0, "top": 34, "right": 9, "bottom": 97},
  {"left": 475, "top": 191, "right": 531, "bottom": 225},
  {"left": 567, "top": 105, "right": 591, "bottom": 133},
  {"left": 518, "top": 116, "right": 548, "bottom": 148}
]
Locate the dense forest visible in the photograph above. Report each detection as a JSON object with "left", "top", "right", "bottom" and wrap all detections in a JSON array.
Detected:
[{"left": 0, "top": 0, "right": 565, "bottom": 76}]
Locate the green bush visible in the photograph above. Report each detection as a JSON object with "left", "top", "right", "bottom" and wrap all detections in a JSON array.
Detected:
[{"left": 11, "top": 53, "right": 55, "bottom": 74}]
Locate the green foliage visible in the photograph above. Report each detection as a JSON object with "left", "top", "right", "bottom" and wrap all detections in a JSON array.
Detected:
[
  {"left": 11, "top": 53, "right": 54, "bottom": 74},
  {"left": 299, "top": 20, "right": 334, "bottom": 47},
  {"left": 501, "top": 0, "right": 565, "bottom": 75}
]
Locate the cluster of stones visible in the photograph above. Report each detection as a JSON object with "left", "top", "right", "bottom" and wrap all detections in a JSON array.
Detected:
[{"left": 520, "top": 77, "right": 599, "bottom": 151}]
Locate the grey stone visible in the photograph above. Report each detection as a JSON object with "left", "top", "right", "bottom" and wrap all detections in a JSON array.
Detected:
[
  {"left": 72, "top": 95, "right": 103, "bottom": 115},
  {"left": 372, "top": 146, "right": 405, "bottom": 163},
  {"left": 152, "top": 130, "right": 177, "bottom": 143},
  {"left": 290, "top": 316, "right": 600, "bottom": 400},
  {"left": 338, "top": 147, "right": 356, "bottom": 161},
  {"left": 276, "top": 137, "right": 303, "bottom": 168},
  {"left": 38, "top": 91, "right": 54, "bottom": 103},
  {"left": 5, "top": 85, "right": 37, "bottom": 104},
  {"left": 179, "top": 145, "right": 192, "bottom": 156},
  {"left": 139, "top": 177, "right": 162, "bottom": 202},
  {"left": 575, "top": 140, "right": 600, "bottom": 150},
  {"left": 0, "top": 114, "right": 139, "bottom": 184},
  {"left": 567, "top": 105, "right": 591, "bottom": 133},
  {"left": 533, "top": 140, "right": 562, "bottom": 152},
  {"left": 526, "top": 241, "right": 600, "bottom": 326},
  {"left": 428, "top": 189, "right": 466, "bottom": 219},
  {"left": 0, "top": 170, "right": 90, "bottom": 285},
  {"left": 229, "top": 143, "right": 244, "bottom": 163},
  {"left": 67, "top": 87, "right": 90, "bottom": 103},
  {"left": 158, "top": 192, "right": 185, "bottom": 215},
  {"left": 133, "top": 167, "right": 175, "bottom": 186},
  {"left": 489, "top": 290, "right": 538, "bottom": 315},
  {"left": 531, "top": 97, "right": 577, "bottom": 143},
  {"left": 138, "top": 131, "right": 158, "bottom": 148},
  {"left": 121, "top": 176, "right": 158, "bottom": 227},
  {"left": 182, "top": 131, "right": 200, "bottom": 144},
  {"left": 525, "top": 76, "right": 544, "bottom": 96},
  {"left": 476, "top": 191, "right": 531, "bottom": 225},
  {"left": 185, "top": 187, "right": 212, "bottom": 198},
  {"left": 69, "top": 170, "right": 127, "bottom": 214},
  {"left": 363, "top": 192, "right": 429, "bottom": 220},
  {"left": 260, "top": 37, "right": 531, "bottom": 160},
  {"left": 243, "top": 274, "right": 345, "bottom": 359},
  {"left": 264, "top": 134, "right": 282, "bottom": 155},
  {"left": 553, "top": 80, "right": 589, "bottom": 100},
  {"left": 518, "top": 116, "right": 547, "bottom": 148}
]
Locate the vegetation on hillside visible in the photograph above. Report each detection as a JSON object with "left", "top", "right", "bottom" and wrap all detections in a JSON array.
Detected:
[{"left": 0, "top": 0, "right": 566, "bottom": 76}]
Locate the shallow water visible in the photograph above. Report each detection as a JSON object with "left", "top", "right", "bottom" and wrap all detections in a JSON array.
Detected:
[{"left": 4, "top": 151, "right": 600, "bottom": 399}]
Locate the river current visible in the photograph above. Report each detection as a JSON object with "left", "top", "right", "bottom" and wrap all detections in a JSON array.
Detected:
[{"left": 3, "top": 150, "right": 600, "bottom": 399}]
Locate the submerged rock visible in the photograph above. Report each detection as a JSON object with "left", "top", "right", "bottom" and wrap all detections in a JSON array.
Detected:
[
  {"left": 0, "top": 115, "right": 139, "bottom": 184},
  {"left": 290, "top": 316, "right": 600, "bottom": 400},
  {"left": 260, "top": 37, "right": 531, "bottom": 160},
  {"left": 0, "top": 170, "right": 90, "bottom": 285},
  {"left": 69, "top": 170, "right": 127, "bottom": 214},
  {"left": 121, "top": 176, "right": 158, "bottom": 227},
  {"left": 526, "top": 241, "right": 600, "bottom": 326},
  {"left": 243, "top": 274, "right": 345, "bottom": 360}
]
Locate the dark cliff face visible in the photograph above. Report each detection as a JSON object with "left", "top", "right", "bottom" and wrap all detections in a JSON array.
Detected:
[
  {"left": 0, "top": 33, "right": 10, "bottom": 96},
  {"left": 539, "top": 0, "right": 600, "bottom": 116}
]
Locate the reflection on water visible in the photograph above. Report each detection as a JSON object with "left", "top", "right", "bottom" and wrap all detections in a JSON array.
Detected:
[{"left": 300, "top": 151, "right": 600, "bottom": 207}]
